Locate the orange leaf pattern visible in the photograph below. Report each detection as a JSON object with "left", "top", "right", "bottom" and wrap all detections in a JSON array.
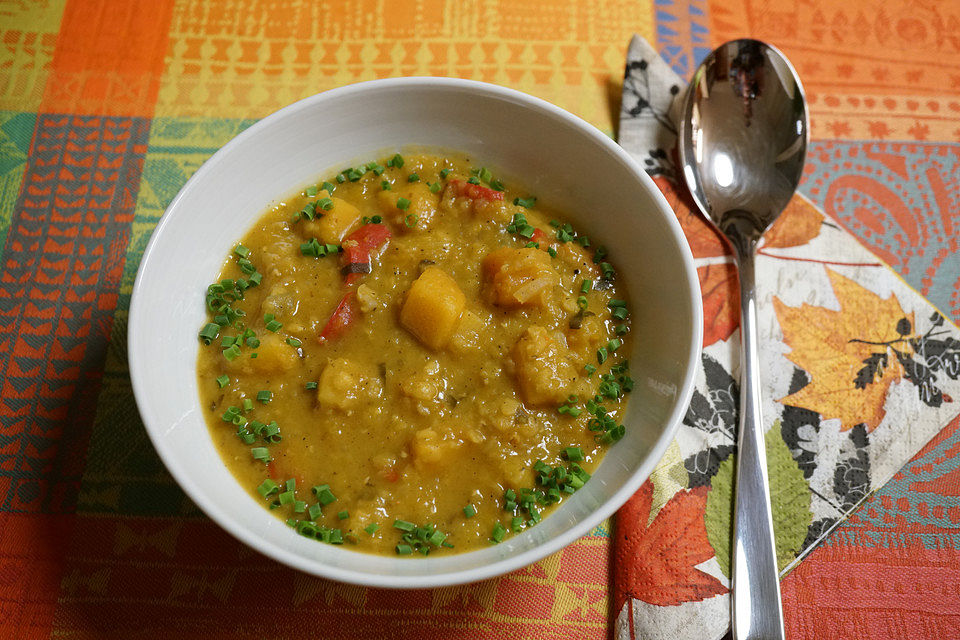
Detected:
[
  {"left": 761, "top": 196, "right": 825, "bottom": 249},
  {"left": 652, "top": 176, "right": 730, "bottom": 259},
  {"left": 613, "top": 482, "right": 727, "bottom": 609},
  {"left": 774, "top": 268, "right": 913, "bottom": 431},
  {"left": 698, "top": 263, "right": 739, "bottom": 347}
]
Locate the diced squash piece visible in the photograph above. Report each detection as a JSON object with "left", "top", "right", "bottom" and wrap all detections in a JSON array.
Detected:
[
  {"left": 377, "top": 183, "right": 438, "bottom": 229},
  {"left": 410, "top": 428, "right": 463, "bottom": 470},
  {"left": 317, "top": 358, "right": 379, "bottom": 411},
  {"left": 400, "top": 267, "right": 466, "bottom": 349},
  {"left": 565, "top": 314, "right": 605, "bottom": 355},
  {"left": 399, "top": 359, "right": 444, "bottom": 402},
  {"left": 482, "top": 247, "right": 558, "bottom": 308},
  {"left": 302, "top": 195, "right": 361, "bottom": 244},
  {"left": 224, "top": 332, "right": 297, "bottom": 375},
  {"left": 511, "top": 326, "right": 578, "bottom": 406}
]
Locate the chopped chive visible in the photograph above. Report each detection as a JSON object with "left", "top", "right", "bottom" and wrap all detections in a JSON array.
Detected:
[
  {"left": 222, "top": 344, "right": 242, "bottom": 361},
  {"left": 463, "top": 504, "right": 477, "bottom": 518},
  {"left": 257, "top": 390, "right": 272, "bottom": 404},
  {"left": 490, "top": 522, "right": 506, "bottom": 543},
  {"left": 407, "top": 173, "right": 420, "bottom": 182},
  {"left": 308, "top": 503, "right": 322, "bottom": 520},
  {"left": 369, "top": 163, "right": 385, "bottom": 176},
  {"left": 305, "top": 185, "right": 318, "bottom": 197},
  {"left": 428, "top": 181, "right": 441, "bottom": 193},
  {"left": 381, "top": 180, "right": 392, "bottom": 191},
  {"left": 467, "top": 176, "right": 480, "bottom": 185},
  {"left": 576, "top": 295, "right": 588, "bottom": 309},
  {"left": 513, "top": 196, "right": 537, "bottom": 208},
  {"left": 404, "top": 213, "right": 418, "bottom": 228},
  {"left": 337, "top": 510, "right": 349, "bottom": 520},
  {"left": 584, "top": 363, "right": 597, "bottom": 376},
  {"left": 251, "top": 447, "right": 270, "bottom": 463},
  {"left": 608, "top": 338, "right": 622, "bottom": 352},
  {"left": 396, "top": 544, "right": 413, "bottom": 555},
  {"left": 564, "top": 447, "right": 584, "bottom": 462},
  {"left": 597, "top": 347, "right": 608, "bottom": 364},
  {"left": 580, "top": 280, "right": 592, "bottom": 294},
  {"left": 286, "top": 336, "right": 302, "bottom": 348},
  {"left": 393, "top": 519, "right": 416, "bottom": 532},
  {"left": 489, "top": 179, "right": 505, "bottom": 191},
  {"left": 312, "top": 484, "right": 336, "bottom": 505},
  {"left": 285, "top": 478, "right": 296, "bottom": 491},
  {"left": 257, "top": 479, "right": 279, "bottom": 498},
  {"left": 608, "top": 299, "right": 627, "bottom": 308},
  {"left": 387, "top": 153, "right": 404, "bottom": 168},
  {"left": 511, "top": 516, "right": 523, "bottom": 532},
  {"left": 198, "top": 323, "right": 220, "bottom": 344},
  {"left": 294, "top": 500, "right": 306, "bottom": 513},
  {"left": 278, "top": 490, "right": 294, "bottom": 505},
  {"left": 611, "top": 307, "right": 628, "bottom": 320},
  {"left": 243, "top": 398, "right": 253, "bottom": 411},
  {"left": 305, "top": 381, "right": 318, "bottom": 390},
  {"left": 265, "top": 319, "right": 282, "bottom": 332},
  {"left": 547, "top": 247, "right": 557, "bottom": 258},
  {"left": 525, "top": 241, "right": 539, "bottom": 249},
  {"left": 216, "top": 374, "right": 229, "bottom": 388},
  {"left": 317, "top": 197, "right": 334, "bottom": 211},
  {"left": 428, "top": 530, "right": 446, "bottom": 547},
  {"left": 478, "top": 167, "right": 492, "bottom": 183},
  {"left": 440, "top": 168, "right": 452, "bottom": 178},
  {"left": 364, "top": 523, "right": 380, "bottom": 535},
  {"left": 396, "top": 197, "right": 411, "bottom": 211},
  {"left": 593, "top": 246, "right": 608, "bottom": 263},
  {"left": 322, "top": 181, "right": 336, "bottom": 192},
  {"left": 234, "top": 244, "right": 250, "bottom": 258}
]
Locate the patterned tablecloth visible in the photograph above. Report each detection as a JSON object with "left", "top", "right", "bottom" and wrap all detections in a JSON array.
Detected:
[{"left": 1, "top": 1, "right": 958, "bottom": 639}]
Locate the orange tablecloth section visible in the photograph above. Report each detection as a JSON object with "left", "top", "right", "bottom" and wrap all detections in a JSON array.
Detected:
[{"left": 1, "top": 1, "right": 958, "bottom": 638}]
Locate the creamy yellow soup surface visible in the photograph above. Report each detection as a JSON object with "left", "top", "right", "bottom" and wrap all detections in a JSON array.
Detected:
[{"left": 197, "top": 151, "right": 633, "bottom": 556}]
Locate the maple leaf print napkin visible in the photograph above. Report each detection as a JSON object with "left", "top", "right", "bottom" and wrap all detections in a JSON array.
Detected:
[{"left": 612, "top": 35, "right": 960, "bottom": 640}]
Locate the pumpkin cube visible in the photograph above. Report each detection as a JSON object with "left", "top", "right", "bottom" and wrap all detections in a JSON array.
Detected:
[
  {"left": 482, "top": 247, "right": 558, "bottom": 308},
  {"left": 400, "top": 266, "right": 466, "bottom": 349}
]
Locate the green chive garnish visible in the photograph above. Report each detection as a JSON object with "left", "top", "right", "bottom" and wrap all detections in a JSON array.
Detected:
[
  {"left": 404, "top": 213, "right": 418, "bottom": 228},
  {"left": 396, "top": 544, "right": 413, "bottom": 555},
  {"left": 396, "top": 197, "right": 410, "bottom": 211},
  {"left": 286, "top": 336, "right": 302, "bottom": 348},
  {"left": 564, "top": 447, "right": 584, "bottom": 462},
  {"left": 597, "top": 347, "right": 608, "bottom": 364},
  {"left": 234, "top": 244, "right": 250, "bottom": 258},
  {"left": 463, "top": 504, "right": 477, "bottom": 518},
  {"left": 216, "top": 374, "right": 229, "bottom": 388},
  {"left": 199, "top": 323, "right": 220, "bottom": 344},
  {"left": 393, "top": 519, "right": 416, "bottom": 532},
  {"left": 305, "top": 381, "right": 318, "bottom": 390},
  {"left": 312, "top": 484, "right": 336, "bottom": 505},
  {"left": 440, "top": 168, "right": 452, "bottom": 178},
  {"left": 428, "top": 181, "right": 441, "bottom": 193},
  {"left": 337, "top": 510, "right": 349, "bottom": 520},
  {"left": 305, "top": 186, "right": 318, "bottom": 197},
  {"left": 257, "top": 390, "right": 272, "bottom": 404},
  {"left": 513, "top": 196, "right": 537, "bottom": 208},
  {"left": 387, "top": 153, "right": 404, "bottom": 168},
  {"left": 257, "top": 479, "right": 279, "bottom": 498},
  {"left": 407, "top": 173, "right": 420, "bottom": 182},
  {"left": 364, "top": 523, "right": 380, "bottom": 535},
  {"left": 491, "top": 522, "right": 506, "bottom": 543}
]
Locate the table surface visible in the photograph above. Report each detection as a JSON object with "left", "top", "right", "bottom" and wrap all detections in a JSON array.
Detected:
[{"left": 1, "top": 1, "right": 958, "bottom": 638}]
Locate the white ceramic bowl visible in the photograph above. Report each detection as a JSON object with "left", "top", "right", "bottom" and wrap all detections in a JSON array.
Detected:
[{"left": 130, "top": 78, "right": 702, "bottom": 588}]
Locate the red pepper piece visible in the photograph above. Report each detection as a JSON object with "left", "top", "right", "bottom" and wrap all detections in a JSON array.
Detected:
[
  {"left": 341, "top": 224, "right": 392, "bottom": 285},
  {"left": 319, "top": 291, "right": 357, "bottom": 342},
  {"left": 531, "top": 228, "right": 549, "bottom": 244},
  {"left": 450, "top": 179, "right": 504, "bottom": 201}
]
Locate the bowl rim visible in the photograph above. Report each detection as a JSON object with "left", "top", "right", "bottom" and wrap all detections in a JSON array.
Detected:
[{"left": 129, "top": 76, "right": 703, "bottom": 588}]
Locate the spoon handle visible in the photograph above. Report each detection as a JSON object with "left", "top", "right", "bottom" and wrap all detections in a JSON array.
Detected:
[{"left": 731, "top": 248, "right": 785, "bottom": 640}]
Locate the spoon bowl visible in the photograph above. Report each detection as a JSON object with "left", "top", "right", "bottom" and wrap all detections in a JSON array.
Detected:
[
  {"left": 681, "top": 39, "right": 808, "bottom": 250},
  {"left": 678, "top": 40, "right": 808, "bottom": 640}
]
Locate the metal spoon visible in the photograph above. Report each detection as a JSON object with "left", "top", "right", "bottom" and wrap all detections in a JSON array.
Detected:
[{"left": 678, "top": 40, "right": 808, "bottom": 640}]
